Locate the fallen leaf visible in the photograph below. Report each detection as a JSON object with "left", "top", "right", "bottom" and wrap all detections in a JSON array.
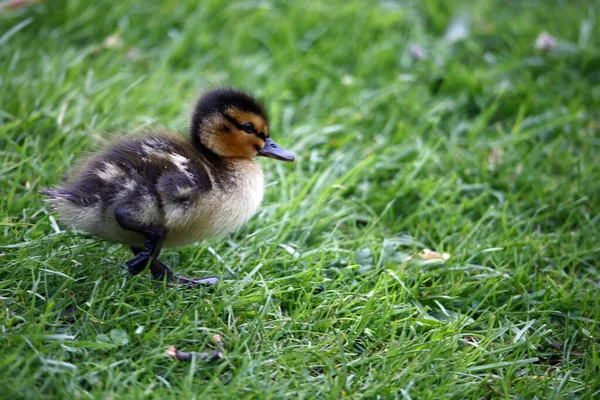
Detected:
[
  {"left": 103, "top": 33, "right": 123, "bottom": 49},
  {"left": 419, "top": 249, "right": 450, "bottom": 261}
]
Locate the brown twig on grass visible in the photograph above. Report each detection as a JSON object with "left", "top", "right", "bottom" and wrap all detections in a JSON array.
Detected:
[{"left": 166, "top": 334, "right": 224, "bottom": 362}]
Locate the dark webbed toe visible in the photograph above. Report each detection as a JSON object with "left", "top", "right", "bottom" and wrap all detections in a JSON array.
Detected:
[
  {"left": 147, "top": 258, "right": 218, "bottom": 287},
  {"left": 126, "top": 259, "right": 147, "bottom": 276}
]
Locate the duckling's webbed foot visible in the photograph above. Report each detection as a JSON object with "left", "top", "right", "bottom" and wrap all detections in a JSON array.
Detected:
[
  {"left": 147, "top": 258, "right": 219, "bottom": 287},
  {"left": 130, "top": 252, "right": 218, "bottom": 287}
]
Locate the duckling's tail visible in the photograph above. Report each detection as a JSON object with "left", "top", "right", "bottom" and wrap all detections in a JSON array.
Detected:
[
  {"left": 41, "top": 187, "right": 99, "bottom": 207},
  {"left": 40, "top": 187, "right": 77, "bottom": 202},
  {"left": 40, "top": 187, "right": 61, "bottom": 198}
]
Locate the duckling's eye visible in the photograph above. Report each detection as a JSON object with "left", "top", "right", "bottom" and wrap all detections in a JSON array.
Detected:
[{"left": 241, "top": 123, "right": 255, "bottom": 134}]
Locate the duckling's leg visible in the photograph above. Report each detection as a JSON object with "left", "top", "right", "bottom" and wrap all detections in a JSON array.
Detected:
[
  {"left": 130, "top": 248, "right": 218, "bottom": 286},
  {"left": 115, "top": 208, "right": 165, "bottom": 276},
  {"left": 116, "top": 207, "right": 218, "bottom": 287}
]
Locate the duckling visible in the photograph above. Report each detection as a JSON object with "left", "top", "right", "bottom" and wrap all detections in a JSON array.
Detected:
[{"left": 41, "top": 88, "right": 294, "bottom": 286}]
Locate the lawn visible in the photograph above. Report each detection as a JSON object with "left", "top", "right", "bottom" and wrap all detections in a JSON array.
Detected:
[{"left": 1, "top": 0, "right": 599, "bottom": 398}]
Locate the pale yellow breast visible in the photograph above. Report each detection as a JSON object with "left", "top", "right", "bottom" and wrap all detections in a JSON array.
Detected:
[{"left": 162, "top": 160, "right": 265, "bottom": 247}]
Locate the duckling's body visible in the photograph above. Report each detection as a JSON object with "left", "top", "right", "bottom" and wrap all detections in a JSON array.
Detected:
[
  {"left": 42, "top": 89, "right": 293, "bottom": 285},
  {"left": 46, "top": 133, "right": 265, "bottom": 248}
]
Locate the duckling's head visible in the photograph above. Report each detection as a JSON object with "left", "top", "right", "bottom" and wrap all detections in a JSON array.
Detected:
[{"left": 191, "top": 88, "right": 294, "bottom": 162}]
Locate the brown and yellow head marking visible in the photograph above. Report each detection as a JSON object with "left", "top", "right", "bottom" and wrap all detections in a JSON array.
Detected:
[
  {"left": 202, "top": 108, "right": 269, "bottom": 158},
  {"left": 191, "top": 89, "right": 269, "bottom": 158},
  {"left": 191, "top": 88, "right": 294, "bottom": 162}
]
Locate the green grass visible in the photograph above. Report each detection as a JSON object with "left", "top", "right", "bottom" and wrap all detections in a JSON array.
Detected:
[{"left": 1, "top": 0, "right": 599, "bottom": 398}]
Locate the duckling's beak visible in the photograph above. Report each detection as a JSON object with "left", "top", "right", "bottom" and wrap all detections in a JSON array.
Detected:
[{"left": 258, "top": 138, "right": 295, "bottom": 162}]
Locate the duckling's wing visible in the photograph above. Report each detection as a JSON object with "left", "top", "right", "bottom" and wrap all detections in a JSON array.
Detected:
[{"left": 157, "top": 169, "right": 211, "bottom": 205}]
